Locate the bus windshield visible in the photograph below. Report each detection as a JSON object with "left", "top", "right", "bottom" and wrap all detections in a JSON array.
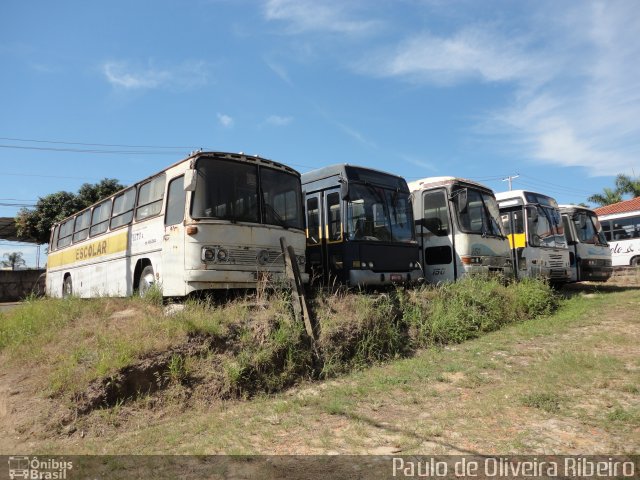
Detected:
[
  {"left": 528, "top": 204, "right": 566, "bottom": 248},
  {"left": 346, "top": 184, "right": 414, "bottom": 243},
  {"left": 191, "top": 159, "right": 304, "bottom": 229},
  {"left": 454, "top": 188, "right": 505, "bottom": 237},
  {"left": 573, "top": 211, "right": 608, "bottom": 245}
]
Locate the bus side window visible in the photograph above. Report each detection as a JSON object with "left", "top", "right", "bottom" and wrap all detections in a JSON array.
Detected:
[
  {"left": 111, "top": 188, "right": 136, "bottom": 229},
  {"left": 136, "top": 175, "right": 166, "bottom": 221},
  {"left": 306, "top": 197, "right": 320, "bottom": 245},
  {"left": 600, "top": 220, "right": 611, "bottom": 242},
  {"left": 91, "top": 199, "right": 112, "bottom": 237},
  {"left": 422, "top": 190, "right": 449, "bottom": 236},
  {"left": 165, "top": 176, "right": 185, "bottom": 226},
  {"left": 327, "top": 192, "right": 341, "bottom": 241},
  {"left": 73, "top": 210, "right": 91, "bottom": 243},
  {"left": 57, "top": 217, "right": 74, "bottom": 248},
  {"left": 50, "top": 225, "right": 60, "bottom": 251}
]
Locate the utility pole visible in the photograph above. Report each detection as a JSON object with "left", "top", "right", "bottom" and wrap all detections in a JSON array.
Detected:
[{"left": 502, "top": 174, "right": 520, "bottom": 191}]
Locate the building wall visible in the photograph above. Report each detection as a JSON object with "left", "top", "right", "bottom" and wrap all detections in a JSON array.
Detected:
[{"left": 0, "top": 269, "right": 46, "bottom": 301}]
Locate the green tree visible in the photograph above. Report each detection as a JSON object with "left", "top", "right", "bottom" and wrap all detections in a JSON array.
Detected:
[
  {"left": 1, "top": 251, "right": 26, "bottom": 270},
  {"left": 15, "top": 178, "right": 124, "bottom": 244},
  {"left": 615, "top": 174, "right": 640, "bottom": 197},
  {"left": 587, "top": 188, "right": 623, "bottom": 208}
]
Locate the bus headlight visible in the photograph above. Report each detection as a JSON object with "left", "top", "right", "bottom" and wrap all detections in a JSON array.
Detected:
[
  {"left": 368, "top": 261, "right": 374, "bottom": 269},
  {"left": 409, "top": 262, "right": 414, "bottom": 269},
  {"left": 217, "top": 248, "right": 229, "bottom": 262},
  {"left": 202, "top": 248, "right": 216, "bottom": 262}
]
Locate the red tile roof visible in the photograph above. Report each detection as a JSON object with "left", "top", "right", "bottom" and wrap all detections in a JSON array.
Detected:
[{"left": 594, "top": 197, "right": 640, "bottom": 216}]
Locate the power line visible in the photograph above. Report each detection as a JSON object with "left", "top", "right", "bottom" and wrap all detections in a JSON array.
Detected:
[
  {"left": 0, "top": 136, "right": 195, "bottom": 150},
  {"left": 0, "top": 144, "right": 184, "bottom": 155},
  {"left": 518, "top": 174, "right": 594, "bottom": 195}
]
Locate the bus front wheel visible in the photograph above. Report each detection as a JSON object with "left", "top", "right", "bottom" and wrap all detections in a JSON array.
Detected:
[
  {"left": 63, "top": 276, "right": 73, "bottom": 298},
  {"left": 139, "top": 265, "right": 155, "bottom": 297},
  {"left": 631, "top": 256, "right": 640, "bottom": 267}
]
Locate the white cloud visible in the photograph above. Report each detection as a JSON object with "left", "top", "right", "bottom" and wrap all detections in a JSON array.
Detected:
[
  {"left": 217, "top": 113, "right": 234, "bottom": 128},
  {"left": 264, "top": 58, "right": 293, "bottom": 85},
  {"left": 491, "top": 2, "right": 640, "bottom": 176},
  {"left": 357, "top": 28, "right": 551, "bottom": 86},
  {"left": 356, "top": 2, "right": 640, "bottom": 176},
  {"left": 265, "top": 115, "right": 293, "bottom": 126},
  {"left": 102, "top": 60, "right": 209, "bottom": 90},
  {"left": 263, "top": 0, "right": 381, "bottom": 35},
  {"left": 336, "top": 122, "right": 377, "bottom": 149}
]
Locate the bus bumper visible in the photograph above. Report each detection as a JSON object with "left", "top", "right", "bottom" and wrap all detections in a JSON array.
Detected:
[
  {"left": 348, "top": 269, "right": 422, "bottom": 286},
  {"left": 186, "top": 269, "right": 309, "bottom": 291},
  {"left": 579, "top": 261, "right": 613, "bottom": 282}
]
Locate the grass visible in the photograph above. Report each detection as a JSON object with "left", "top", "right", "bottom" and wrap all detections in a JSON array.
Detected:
[
  {"left": 0, "top": 277, "right": 559, "bottom": 403},
  {"left": 2, "top": 278, "right": 638, "bottom": 455},
  {"left": 520, "top": 392, "right": 563, "bottom": 413}
]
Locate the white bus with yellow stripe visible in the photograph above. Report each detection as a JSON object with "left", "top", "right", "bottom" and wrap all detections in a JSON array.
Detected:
[
  {"left": 46, "top": 151, "right": 308, "bottom": 298},
  {"left": 496, "top": 190, "right": 570, "bottom": 284}
]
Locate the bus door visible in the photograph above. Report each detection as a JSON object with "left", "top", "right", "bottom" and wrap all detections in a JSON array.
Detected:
[
  {"left": 561, "top": 214, "right": 579, "bottom": 281},
  {"left": 324, "top": 189, "right": 344, "bottom": 283},
  {"left": 162, "top": 175, "right": 187, "bottom": 295},
  {"left": 419, "top": 189, "right": 455, "bottom": 282},
  {"left": 305, "top": 193, "right": 323, "bottom": 282},
  {"left": 500, "top": 207, "right": 527, "bottom": 278}
]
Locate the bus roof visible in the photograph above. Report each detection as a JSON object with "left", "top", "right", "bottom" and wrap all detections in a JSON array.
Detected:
[
  {"left": 407, "top": 176, "right": 493, "bottom": 194},
  {"left": 50, "top": 151, "right": 300, "bottom": 230},
  {"left": 301, "top": 164, "right": 402, "bottom": 184},
  {"left": 301, "top": 164, "right": 408, "bottom": 192},
  {"left": 558, "top": 204, "right": 597, "bottom": 215}
]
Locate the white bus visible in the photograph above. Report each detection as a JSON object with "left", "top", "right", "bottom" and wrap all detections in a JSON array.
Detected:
[
  {"left": 46, "top": 151, "right": 308, "bottom": 298},
  {"left": 596, "top": 199, "right": 640, "bottom": 266},
  {"left": 408, "top": 177, "right": 512, "bottom": 283},
  {"left": 496, "top": 190, "right": 570, "bottom": 284},
  {"left": 559, "top": 205, "right": 612, "bottom": 282}
]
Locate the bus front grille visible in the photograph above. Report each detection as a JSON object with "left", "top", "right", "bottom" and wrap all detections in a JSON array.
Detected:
[
  {"left": 548, "top": 254, "right": 565, "bottom": 269},
  {"left": 228, "top": 248, "right": 284, "bottom": 267}
]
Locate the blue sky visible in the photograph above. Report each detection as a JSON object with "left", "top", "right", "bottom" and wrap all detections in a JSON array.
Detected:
[{"left": 1, "top": 0, "right": 639, "bottom": 267}]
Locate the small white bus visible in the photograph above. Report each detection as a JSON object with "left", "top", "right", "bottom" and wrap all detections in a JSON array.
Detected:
[
  {"left": 595, "top": 198, "right": 640, "bottom": 267},
  {"left": 559, "top": 205, "right": 612, "bottom": 282},
  {"left": 409, "top": 177, "right": 512, "bottom": 283},
  {"left": 46, "top": 151, "right": 308, "bottom": 298},
  {"left": 496, "top": 190, "right": 570, "bottom": 284}
]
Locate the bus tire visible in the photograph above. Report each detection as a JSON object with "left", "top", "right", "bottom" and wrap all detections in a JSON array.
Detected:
[
  {"left": 631, "top": 256, "right": 640, "bottom": 267},
  {"left": 139, "top": 265, "right": 155, "bottom": 297},
  {"left": 63, "top": 275, "right": 73, "bottom": 298}
]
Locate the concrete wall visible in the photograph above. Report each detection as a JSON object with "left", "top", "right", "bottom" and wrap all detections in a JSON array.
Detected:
[{"left": 0, "top": 269, "right": 46, "bottom": 301}]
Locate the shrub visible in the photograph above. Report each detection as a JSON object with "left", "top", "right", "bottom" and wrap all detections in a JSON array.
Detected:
[{"left": 315, "top": 291, "right": 408, "bottom": 377}]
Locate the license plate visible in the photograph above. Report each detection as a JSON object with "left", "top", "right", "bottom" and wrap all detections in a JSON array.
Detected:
[{"left": 390, "top": 274, "right": 403, "bottom": 282}]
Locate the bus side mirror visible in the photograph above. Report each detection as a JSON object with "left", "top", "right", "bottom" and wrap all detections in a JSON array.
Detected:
[{"left": 184, "top": 169, "right": 197, "bottom": 191}]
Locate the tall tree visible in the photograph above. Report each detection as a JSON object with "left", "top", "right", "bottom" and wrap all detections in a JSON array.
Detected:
[
  {"left": 1, "top": 252, "right": 26, "bottom": 270},
  {"left": 587, "top": 188, "right": 623, "bottom": 207},
  {"left": 615, "top": 174, "right": 640, "bottom": 198},
  {"left": 15, "top": 178, "right": 124, "bottom": 245}
]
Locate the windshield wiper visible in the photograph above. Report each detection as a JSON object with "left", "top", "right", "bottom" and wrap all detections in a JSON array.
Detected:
[{"left": 263, "top": 202, "right": 289, "bottom": 229}]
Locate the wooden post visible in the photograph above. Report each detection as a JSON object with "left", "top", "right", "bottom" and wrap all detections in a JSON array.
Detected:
[{"left": 280, "top": 237, "right": 315, "bottom": 342}]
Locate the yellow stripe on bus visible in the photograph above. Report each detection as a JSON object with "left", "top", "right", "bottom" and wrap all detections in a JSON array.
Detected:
[
  {"left": 507, "top": 233, "right": 527, "bottom": 249},
  {"left": 48, "top": 231, "right": 129, "bottom": 268}
]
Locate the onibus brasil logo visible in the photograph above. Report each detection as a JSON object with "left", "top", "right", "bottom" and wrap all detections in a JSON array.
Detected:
[{"left": 8, "top": 457, "right": 73, "bottom": 479}]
